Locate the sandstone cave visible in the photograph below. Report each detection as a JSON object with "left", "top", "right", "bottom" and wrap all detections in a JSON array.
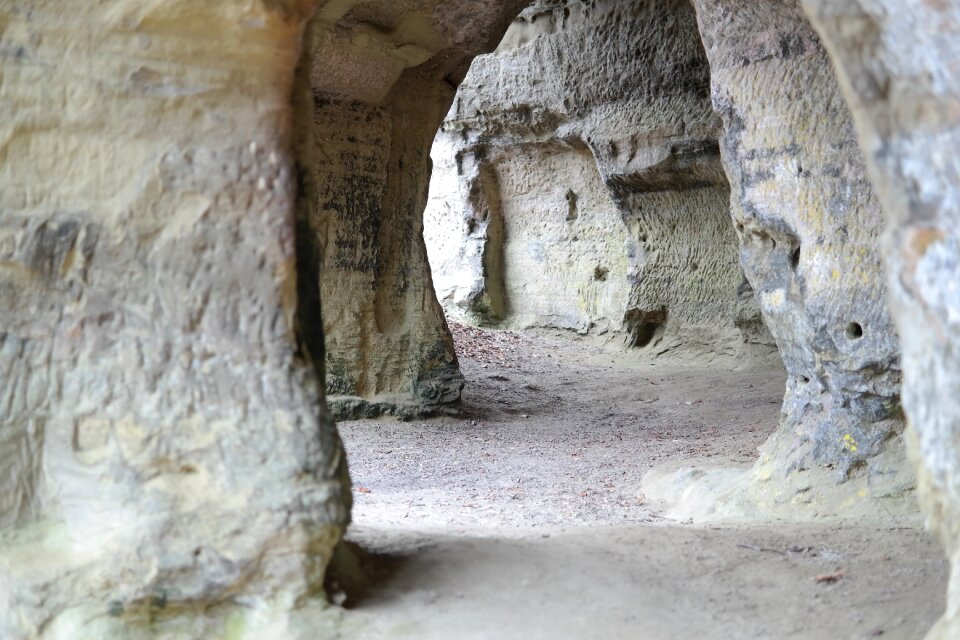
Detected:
[{"left": 1, "top": 1, "right": 959, "bottom": 639}]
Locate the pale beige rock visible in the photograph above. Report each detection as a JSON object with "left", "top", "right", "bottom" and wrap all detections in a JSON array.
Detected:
[
  {"left": 2, "top": 0, "right": 958, "bottom": 636},
  {"left": 0, "top": 2, "right": 349, "bottom": 637},
  {"left": 301, "top": 0, "right": 527, "bottom": 419},
  {"left": 427, "top": 140, "right": 633, "bottom": 334}
]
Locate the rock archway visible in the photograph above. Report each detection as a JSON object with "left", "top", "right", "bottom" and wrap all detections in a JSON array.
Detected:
[
  {"left": 320, "top": 0, "right": 907, "bottom": 518},
  {"left": 0, "top": 0, "right": 958, "bottom": 638}
]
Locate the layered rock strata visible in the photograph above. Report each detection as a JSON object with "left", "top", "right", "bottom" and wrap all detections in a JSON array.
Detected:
[
  {"left": 301, "top": 0, "right": 526, "bottom": 418},
  {"left": 3, "top": 0, "right": 959, "bottom": 636},
  {"left": 0, "top": 2, "right": 350, "bottom": 637}
]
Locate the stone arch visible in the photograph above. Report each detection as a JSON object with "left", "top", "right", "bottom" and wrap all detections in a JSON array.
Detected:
[
  {"left": 0, "top": 0, "right": 957, "bottom": 637},
  {"left": 314, "top": 0, "right": 907, "bottom": 518}
]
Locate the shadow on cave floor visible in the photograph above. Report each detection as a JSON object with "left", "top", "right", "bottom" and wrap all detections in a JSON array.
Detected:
[
  {"left": 326, "top": 523, "right": 945, "bottom": 640},
  {"left": 332, "top": 325, "right": 947, "bottom": 639}
]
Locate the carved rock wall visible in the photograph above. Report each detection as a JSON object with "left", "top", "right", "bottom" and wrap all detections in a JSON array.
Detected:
[
  {"left": 427, "top": 139, "right": 634, "bottom": 334},
  {"left": 423, "top": 0, "right": 776, "bottom": 361},
  {"left": 799, "top": 1, "right": 960, "bottom": 636},
  {"left": 2, "top": 0, "right": 957, "bottom": 636},
  {"left": 0, "top": 1, "right": 350, "bottom": 637},
  {"left": 302, "top": 0, "right": 527, "bottom": 418}
]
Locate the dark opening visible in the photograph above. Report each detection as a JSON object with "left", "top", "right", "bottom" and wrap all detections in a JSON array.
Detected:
[
  {"left": 846, "top": 322, "right": 864, "bottom": 340},
  {"left": 623, "top": 307, "right": 668, "bottom": 348}
]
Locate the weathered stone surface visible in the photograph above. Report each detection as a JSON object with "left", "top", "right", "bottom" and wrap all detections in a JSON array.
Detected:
[
  {"left": 3, "top": 0, "right": 958, "bottom": 635},
  {"left": 423, "top": 0, "right": 776, "bottom": 361},
  {"left": 302, "top": 0, "right": 527, "bottom": 418},
  {"left": 427, "top": 139, "right": 634, "bottom": 334},
  {"left": 691, "top": 0, "right": 907, "bottom": 498},
  {"left": 0, "top": 2, "right": 350, "bottom": 636},
  {"left": 799, "top": 1, "right": 960, "bottom": 636}
]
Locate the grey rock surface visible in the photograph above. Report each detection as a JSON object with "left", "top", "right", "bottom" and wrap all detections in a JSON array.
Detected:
[
  {"left": 800, "top": 1, "right": 960, "bottom": 636},
  {"left": 693, "top": 0, "right": 905, "bottom": 482}
]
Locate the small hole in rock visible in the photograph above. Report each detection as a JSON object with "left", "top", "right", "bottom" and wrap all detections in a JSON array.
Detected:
[
  {"left": 846, "top": 322, "right": 864, "bottom": 340},
  {"left": 565, "top": 189, "right": 578, "bottom": 221},
  {"left": 790, "top": 246, "right": 800, "bottom": 270},
  {"left": 593, "top": 266, "right": 609, "bottom": 281},
  {"left": 623, "top": 307, "right": 667, "bottom": 348},
  {"left": 800, "top": 376, "right": 810, "bottom": 384}
]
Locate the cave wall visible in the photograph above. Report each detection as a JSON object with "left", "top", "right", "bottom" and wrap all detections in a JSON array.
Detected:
[
  {"left": 2, "top": 0, "right": 959, "bottom": 637},
  {"left": 799, "top": 1, "right": 960, "bottom": 636},
  {"left": 691, "top": 0, "right": 907, "bottom": 503},
  {"left": 495, "top": 145, "right": 632, "bottom": 334},
  {"left": 0, "top": 2, "right": 350, "bottom": 637},
  {"left": 422, "top": 0, "right": 776, "bottom": 361},
  {"left": 426, "top": 140, "right": 634, "bottom": 335},
  {"left": 303, "top": 0, "right": 527, "bottom": 419}
]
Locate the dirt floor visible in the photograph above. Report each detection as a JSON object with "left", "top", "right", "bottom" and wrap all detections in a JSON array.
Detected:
[{"left": 333, "top": 323, "right": 947, "bottom": 639}]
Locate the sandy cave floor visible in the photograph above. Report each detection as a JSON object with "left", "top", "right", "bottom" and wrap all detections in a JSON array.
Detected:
[{"left": 331, "top": 323, "right": 947, "bottom": 640}]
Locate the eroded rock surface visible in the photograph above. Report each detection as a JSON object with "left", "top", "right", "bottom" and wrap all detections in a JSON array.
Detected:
[
  {"left": 301, "top": 0, "right": 527, "bottom": 418},
  {"left": 428, "top": 140, "right": 633, "bottom": 334},
  {"left": 799, "top": 1, "right": 960, "bottom": 636},
  {"left": 0, "top": 2, "right": 349, "bottom": 637},
  {"left": 424, "top": 0, "right": 777, "bottom": 362},
  {"left": 689, "top": 0, "right": 908, "bottom": 505},
  {"left": 2, "top": 0, "right": 957, "bottom": 636}
]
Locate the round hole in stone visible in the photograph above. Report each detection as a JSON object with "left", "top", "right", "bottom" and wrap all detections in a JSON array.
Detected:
[
  {"left": 800, "top": 375, "right": 810, "bottom": 384},
  {"left": 846, "top": 322, "right": 864, "bottom": 340}
]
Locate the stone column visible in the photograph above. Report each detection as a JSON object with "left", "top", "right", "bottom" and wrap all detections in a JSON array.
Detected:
[
  {"left": 300, "top": 0, "right": 527, "bottom": 419},
  {"left": 692, "top": 0, "right": 906, "bottom": 509},
  {"left": 800, "top": 1, "right": 960, "bottom": 636},
  {"left": 0, "top": 2, "right": 349, "bottom": 636}
]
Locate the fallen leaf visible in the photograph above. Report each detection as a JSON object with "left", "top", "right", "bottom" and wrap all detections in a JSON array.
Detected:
[{"left": 813, "top": 569, "right": 846, "bottom": 583}]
